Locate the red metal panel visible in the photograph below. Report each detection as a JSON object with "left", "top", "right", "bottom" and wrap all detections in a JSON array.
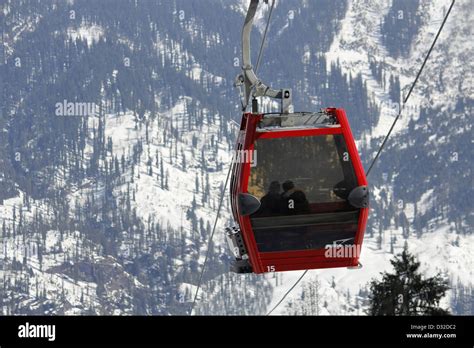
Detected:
[
  {"left": 258, "top": 248, "right": 359, "bottom": 273},
  {"left": 237, "top": 114, "right": 265, "bottom": 273},
  {"left": 333, "top": 108, "right": 369, "bottom": 267},
  {"left": 259, "top": 248, "right": 339, "bottom": 260},
  {"left": 334, "top": 108, "right": 367, "bottom": 186},
  {"left": 261, "top": 259, "right": 355, "bottom": 273}
]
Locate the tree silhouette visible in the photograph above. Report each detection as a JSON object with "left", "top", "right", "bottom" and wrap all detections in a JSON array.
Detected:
[{"left": 368, "top": 249, "right": 449, "bottom": 315}]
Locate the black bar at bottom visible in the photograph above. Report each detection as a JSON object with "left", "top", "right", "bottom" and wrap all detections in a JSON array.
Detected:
[{"left": 0, "top": 315, "right": 472, "bottom": 346}]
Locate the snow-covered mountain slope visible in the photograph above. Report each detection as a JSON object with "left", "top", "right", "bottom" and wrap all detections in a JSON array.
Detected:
[
  {"left": 0, "top": 0, "right": 471, "bottom": 316},
  {"left": 327, "top": 0, "right": 471, "bottom": 138},
  {"left": 103, "top": 99, "right": 231, "bottom": 235},
  {"left": 327, "top": 0, "right": 395, "bottom": 138}
]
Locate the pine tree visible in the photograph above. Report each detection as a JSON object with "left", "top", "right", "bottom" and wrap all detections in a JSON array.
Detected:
[{"left": 368, "top": 249, "right": 449, "bottom": 315}]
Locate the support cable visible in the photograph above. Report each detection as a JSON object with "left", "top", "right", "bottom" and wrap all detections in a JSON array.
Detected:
[
  {"left": 255, "top": 0, "right": 275, "bottom": 74},
  {"left": 190, "top": 158, "right": 234, "bottom": 315},
  {"left": 365, "top": 0, "right": 455, "bottom": 177}
]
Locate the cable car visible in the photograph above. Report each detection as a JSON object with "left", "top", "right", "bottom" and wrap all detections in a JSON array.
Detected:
[
  {"left": 227, "top": 109, "right": 369, "bottom": 273},
  {"left": 226, "top": 0, "right": 369, "bottom": 274}
]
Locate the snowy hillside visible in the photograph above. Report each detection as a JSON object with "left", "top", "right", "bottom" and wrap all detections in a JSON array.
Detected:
[{"left": 0, "top": 0, "right": 472, "bottom": 316}]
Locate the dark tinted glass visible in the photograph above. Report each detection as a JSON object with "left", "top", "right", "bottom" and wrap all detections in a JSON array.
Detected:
[{"left": 248, "top": 134, "right": 359, "bottom": 252}]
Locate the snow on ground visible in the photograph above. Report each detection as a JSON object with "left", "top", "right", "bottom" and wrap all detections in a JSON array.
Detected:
[
  {"left": 187, "top": 63, "right": 224, "bottom": 87},
  {"left": 67, "top": 24, "right": 104, "bottom": 46},
  {"left": 0, "top": 229, "right": 101, "bottom": 314},
  {"left": 326, "top": 0, "right": 394, "bottom": 140},
  {"left": 0, "top": 92, "right": 235, "bottom": 314},
  {"left": 325, "top": 0, "right": 464, "bottom": 143},
  {"left": 0, "top": 191, "right": 54, "bottom": 230},
  {"left": 103, "top": 98, "right": 234, "bottom": 250},
  {"left": 404, "top": 0, "right": 472, "bottom": 112},
  {"left": 154, "top": 31, "right": 225, "bottom": 89}
]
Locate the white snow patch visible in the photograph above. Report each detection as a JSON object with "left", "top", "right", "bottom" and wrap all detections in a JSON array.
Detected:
[{"left": 67, "top": 24, "right": 104, "bottom": 46}]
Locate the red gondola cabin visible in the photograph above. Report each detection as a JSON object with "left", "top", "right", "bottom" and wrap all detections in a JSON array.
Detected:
[{"left": 226, "top": 108, "right": 369, "bottom": 274}]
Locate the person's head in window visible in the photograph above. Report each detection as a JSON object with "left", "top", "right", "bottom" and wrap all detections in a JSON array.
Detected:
[
  {"left": 281, "top": 180, "right": 310, "bottom": 213},
  {"left": 282, "top": 180, "right": 295, "bottom": 193},
  {"left": 268, "top": 181, "right": 281, "bottom": 194}
]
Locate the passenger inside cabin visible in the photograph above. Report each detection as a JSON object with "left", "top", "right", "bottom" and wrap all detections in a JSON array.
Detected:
[
  {"left": 281, "top": 180, "right": 310, "bottom": 215},
  {"left": 254, "top": 181, "right": 282, "bottom": 217}
]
